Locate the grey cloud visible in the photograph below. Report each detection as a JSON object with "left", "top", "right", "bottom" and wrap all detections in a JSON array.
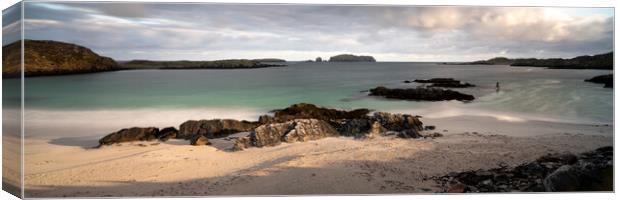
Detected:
[{"left": 19, "top": 2, "right": 614, "bottom": 61}]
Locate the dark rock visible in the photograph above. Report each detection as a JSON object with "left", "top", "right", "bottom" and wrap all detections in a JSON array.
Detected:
[
  {"left": 585, "top": 74, "right": 613, "bottom": 88},
  {"left": 178, "top": 119, "right": 258, "bottom": 139},
  {"left": 334, "top": 118, "right": 372, "bottom": 137},
  {"left": 424, "top": 125, "right": 436, "bottom": 130},
  {"left": 372, "top": 112, "right": 424, "bottom": 134},
  {"left": 414, "top": 78, "right": 476, "bottom": 88},
  {"left": 537, "top": 153, "right": 578, "bottom": 165},
  {"left": 155, "top": 127, "right": 178, "bottom": 141},
  {"left": 190, "top": 135, "right": 210, "bottom": 146},
  {"left": 543, "top": 165, "right": 580, "bottom": 191},
  {"left": 98, "top": 127, "right": 159, "bottom": 146},
  {"left": 263, "top": 103, "right": 370, "bottom": 124},
  {"left": 369, "top": 86, "right": 475, "bottom": 102},
  {"left": 435, "top": 146, "right": 613, "bottom": 192}
]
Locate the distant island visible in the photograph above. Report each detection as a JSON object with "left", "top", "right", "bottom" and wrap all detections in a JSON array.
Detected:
[
  {"left": 459, "top": 52, "right": 613, "bottom": 70},
  {"left": 1, "top": 40, "right": 287, "bottom": 77},
  {"left": 328, "top": 54, "right": 376, "bottom": 62},
  {"left": 2, "top": 40, "right": 121, "bottom": 78}
]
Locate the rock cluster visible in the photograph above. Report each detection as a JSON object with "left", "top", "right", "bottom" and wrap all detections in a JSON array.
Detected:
[
  {"left": 585, "top": 74, "right": 613, "bottom": 88},
  {"left": 369, "top": 86, "right": 475, "bottom": 102},
  {"left": 435, "top": 146, "right": 613, "bottom": 192},
  {"left": 98, "top": 103, "right": 434, "bottom": 150}
]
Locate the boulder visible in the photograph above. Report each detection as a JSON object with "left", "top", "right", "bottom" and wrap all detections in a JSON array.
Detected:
[
  {"left": 178, "top": 119, "right": 257, "bottom": 139},
  {"left": 98, "top": 127, "right": 159, "bottom": 146},
  {"left": 334, "top": 118, "right": 372, "bottom": 137},
  {"left": 543, "top": 165, "right": 581, "bottom": 191},
  {"left": 190, "top": 135, "right": 211, "bottom": 146},
  {"left": 369, "top": 86, "right": 475, "bottom": 102},
  {"left": 372, "top": 112, "right": 423, "bottom": 133},
  {"left": 155, "top": 127, "right": 178, "bottom": 141},
  {"left": 251, "top": 119, "right": 338, "bottom": 147}
]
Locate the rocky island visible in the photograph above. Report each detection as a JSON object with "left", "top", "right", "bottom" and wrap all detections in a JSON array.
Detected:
[
  {"left": 2, "top": 40, "right": 121, "bottom": 77},
  {"left": 328, "top": 54, "right": 376, "bottom": 62},
  {"left": 460, "top": 52, "right": 613, "bottom": 70}
]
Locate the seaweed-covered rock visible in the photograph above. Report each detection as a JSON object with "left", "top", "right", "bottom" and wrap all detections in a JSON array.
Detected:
[{"left": 155, "top": 127, "right": 178, "bottom": 141}]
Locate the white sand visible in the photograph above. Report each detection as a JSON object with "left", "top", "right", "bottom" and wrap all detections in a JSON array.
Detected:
[{"left": 22, "top": 116, "right": 612, "bottom": 197}]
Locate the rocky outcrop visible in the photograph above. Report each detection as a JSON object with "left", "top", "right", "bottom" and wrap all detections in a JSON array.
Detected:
[
  {"left": 328, "top": 54, "right": 376, "bottom": 62},
  {"left": 411, "top": 78, "right": 475, "bottom": 88},
  {"left": 178, "top": 119, "right": 258, "bottom": 139},
  {"left": 315, "top": 57, "right": 323, "bottom": 62},
  {"left": 259, "top": 103, "right": 370, "bottom": 124},
  {"left": 98, "top": 127, "right": 160, "bottom": 146},
  {"left": 585, "top": 74, "right": 612, "bottom": 88},
  {"left": 2, "top": 40, "right": 120, "bottom": 78},
  {"left": 369, "top": 86, "right": 475, "bottom": 102},
  {"left": 436, "top": 146, "right": 613, "bottom": 192},
  {"left": 250, "top": 119, "right": 339, "bottom": 148}
]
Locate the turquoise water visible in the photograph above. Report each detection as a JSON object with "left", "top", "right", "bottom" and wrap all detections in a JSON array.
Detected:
[{"left": 11, "top": 62, "right": 614, "bottom": 124}]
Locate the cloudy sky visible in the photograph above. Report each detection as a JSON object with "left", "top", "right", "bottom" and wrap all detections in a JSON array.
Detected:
[{"left": 4, "top": 2, "right": 615, "bottom": 61}]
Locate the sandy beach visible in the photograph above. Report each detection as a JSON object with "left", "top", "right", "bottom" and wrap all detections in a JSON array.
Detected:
[{"left": 22, "top": 116, "right": 612, "bottom": 197}]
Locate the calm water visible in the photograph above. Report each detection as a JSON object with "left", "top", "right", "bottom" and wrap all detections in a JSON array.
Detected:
[{"left": 10, "top": 62, "right": 614, "bottom": 128}]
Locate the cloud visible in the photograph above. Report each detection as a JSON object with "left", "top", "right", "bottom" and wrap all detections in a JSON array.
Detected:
[{"left": 17, "top": 2, "right": 614, "bottom": 61}]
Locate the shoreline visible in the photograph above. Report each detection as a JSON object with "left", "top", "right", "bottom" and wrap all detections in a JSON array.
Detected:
[{"left": 21, "top": 114, "right": 613, "bottom": 197}]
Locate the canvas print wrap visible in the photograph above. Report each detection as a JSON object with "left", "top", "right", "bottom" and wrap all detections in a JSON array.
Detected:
[{"left": 1, "top": 1, "right": 615, "bottom": 198}]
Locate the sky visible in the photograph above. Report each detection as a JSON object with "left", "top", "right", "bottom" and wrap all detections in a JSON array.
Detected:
[{"left": 2, "top": 2, "right": 615, "bottom": 61}]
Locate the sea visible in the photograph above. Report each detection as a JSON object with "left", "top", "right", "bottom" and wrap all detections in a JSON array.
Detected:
[{"left": 2, "top": 62, "right": 613, "bottom": 138}]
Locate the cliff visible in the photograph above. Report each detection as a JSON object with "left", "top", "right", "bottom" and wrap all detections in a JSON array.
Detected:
[
  {"left": 328, "top": 54, "right": 376, "bottom": 62},
  {"left": 2, "top": 40, "right": 120, "bottom": 77}
]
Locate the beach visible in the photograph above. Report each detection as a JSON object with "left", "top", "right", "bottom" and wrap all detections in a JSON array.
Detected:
[{"left": 23, "top": 115, "right": 612, "bottom": 197}]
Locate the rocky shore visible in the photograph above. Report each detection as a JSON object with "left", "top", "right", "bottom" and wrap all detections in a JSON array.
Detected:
[
  {"left": 97, "top": 103, "right": 436, "bottom": 150},
  {"left": 435, "top": 146, "right": 613, "bottom": 192}
]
